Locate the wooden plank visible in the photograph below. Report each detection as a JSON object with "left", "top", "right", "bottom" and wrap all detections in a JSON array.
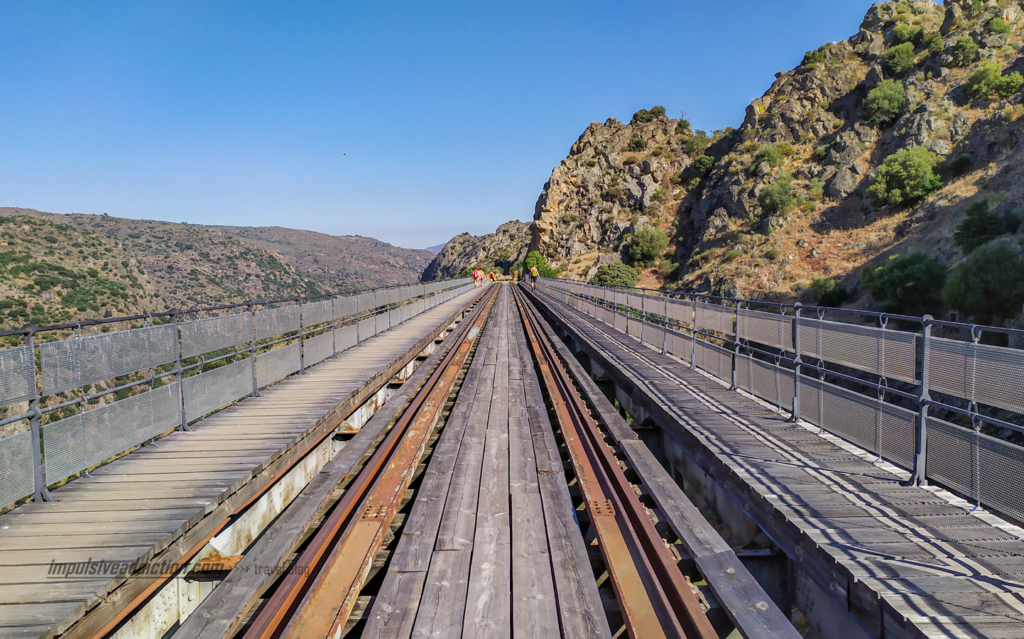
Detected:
[
  {"left": 461, "top": 524, "right": 510, "bottom": 639},
  {"left": 510, "top": 492, "right": 559, "bottom": 639},
  {"left": 410, "top": 549, "right": 472, "bottom": 639},
  {"left": 360, "top": 571, "right": 426, "bottom": 639}
]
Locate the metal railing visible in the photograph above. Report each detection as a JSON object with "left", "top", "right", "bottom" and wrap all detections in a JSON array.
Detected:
[
  {"left": 0, "top": 278, "right": 474, "bottom": 510},
  {"left": 536, "top": 278, "right": 1024, "bottom": 524}
]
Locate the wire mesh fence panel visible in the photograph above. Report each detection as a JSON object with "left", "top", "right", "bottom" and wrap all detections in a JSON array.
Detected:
[
  {"left": 927, "top": 337, "right": 1024, "bottom": 414},
  {"left": 303, "top": 331, "right": 334, "bottom": 367},
  {"left": 736, "top": 354, "right": 795, "bottom": 411},
  {"left": 357, "top": 293, "right": 375, "bottom": 314},
  {"left": 738, "top": 308, "right": 793, "bottom": 351},
  {"left": 43, "top": 382, "right": 181, "bottom": 485},
  {"left": 256, "top": 343, "right": 301, "bottom": 388},
  {"left": 667, "top": 330, "right": 692, "bottom": 362},
  {"left": 334, "top": 296, "right": 357, "bottom": 320},
  {"left": 643, "top": 322, "right": 665, "bottom": 350},
  {"left": 184, "top": 358, "right": 253, "bottom": 423},
  {"left": 797, "top": 376, "right": 916, "bottom": 469},
  {"left": 375, "top": 291, "right": 390, "bottom": 310},
  {"left": 613, "top": 309, "right": 627, "bottom": 334},
  {"left": 626, "top": 292, "right": 643, "bottom": 314},
  {"left": 254, "top": 306, "right": 300, "bottom": 341},
  {"left": 797, "top": 318, "right": 917, "bottom": 383},
  {"left": 180, "top": 312, "right": 252, "bottom": 360},
  {"left": 627, "top": 314, "right": 642, "bottom": 339},
  {"left": 301, "top": 299, "right": 333, "bottom": 328},
  {"left": 614, "top": 290, "right": 628, "bottom": 307},
  {"left": 695, "top": 340, "right": 732, "bottom": 383},
  {"left": 358, "top": 317, "right": 375, "bottom": 340},
  {"left": 335, "top": 324, "right": 358, "bottom": 353},
  {"left": 667, "top": 299, "right": 692, "bottom": 327},
  {"left": 696, "top": 302, "right": 735, "bottom": 337},
  {"left": 0, "top": 345, "right": 35, "bottom": 408},
  {"left": 928, "top": 419, "right": 1024, "bottom": 522},
  {"left": 389, "top": 308, "right": 401, "bottom": 328},
  {"left": 40, "top": 324, "right": 178, "bottom": 396},
  {"left": 389, "top": 289, "right": 400, "bottom": 305},
  {"left": 0, "top": 432, "right": 33, "bottom": 509}
]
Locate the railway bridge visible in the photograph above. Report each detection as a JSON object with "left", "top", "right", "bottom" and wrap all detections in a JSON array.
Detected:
[{"left": 0, "top": 278, "right": 1023, "bottom": 639}]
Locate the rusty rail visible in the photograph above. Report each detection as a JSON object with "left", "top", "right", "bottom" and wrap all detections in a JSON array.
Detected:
[
  {"left": 241, "top": 284, "right": 498, "bottom": 639},
  {"left": 512, "top": 284, "right": 717, "bottom": 639}
]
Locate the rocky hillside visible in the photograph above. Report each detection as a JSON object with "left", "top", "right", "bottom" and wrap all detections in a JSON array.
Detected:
[
  {"left": 0, "top": 208, "right": 433, "bottom": 334},
  {"left": 421, "top": 220, "right": 531, "bottom": 280},
  {"left": 209, "top": 225, "right": 433, "bottom": 290},
  {"left": 532, "top": 0, "right": 1024, "bottom": 322}
]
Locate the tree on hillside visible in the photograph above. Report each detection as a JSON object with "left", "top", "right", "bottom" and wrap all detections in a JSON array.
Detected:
[
  {"left": 954, "top": 199, "right": 1022, "bottom": 254},
  {"left": 524, "top": 251, "right": 557, "bottom": 277},
  {"left": 630, "top": 106, "right": 666, "bottom": 125},
  {"left": 944, "top": 240, "right": 1024, "bottom": 325},
  {"left": 591, "top": 262, "right": 639, "bottom": 287},
  {"left": 867, "top": 147, "right": 943, "bottom": 206},
  {"left": 862, "top": 252, "right": 947, "bottom": 316},
  {"left": 862, "top": 80, "right": 906, "bottom": 126},
  {"left": 628, "top": 227, "right": 669, "bottom": 266}
]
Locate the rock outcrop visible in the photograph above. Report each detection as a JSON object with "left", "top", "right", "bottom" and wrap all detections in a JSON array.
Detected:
[
  {"left": 530, "top": 0, "right": 1024, "bottom": 307},
  {"left": 421, "top": 220, "right": 531, "bottom": 281}
]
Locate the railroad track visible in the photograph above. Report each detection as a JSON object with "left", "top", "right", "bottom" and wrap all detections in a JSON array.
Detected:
[
  {"left": 512, "top": 284, "right": 718, "bottom": 639},
  {"left": 140, "top": 283, "right": 789, "bottom": 638},
  {"left": 234, "top": 285, "right": 498, "bottom": 639}
]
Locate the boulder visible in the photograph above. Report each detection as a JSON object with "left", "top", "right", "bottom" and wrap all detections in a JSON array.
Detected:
[{"left": 827, "top": 167, "right": 859, "bottom": 199}]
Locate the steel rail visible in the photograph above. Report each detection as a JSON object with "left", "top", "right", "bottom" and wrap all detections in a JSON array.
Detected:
[
  {"left": 513, "top": 285, "right": 717, "bottom": 639},
  {"left": 240, "top": 284, "right": 497, "bottom": 639}
]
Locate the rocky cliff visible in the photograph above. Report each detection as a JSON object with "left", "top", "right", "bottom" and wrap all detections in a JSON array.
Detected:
[
  {"left": 532, "top": 0, "right": 1024, "bottom": 313},
  {"left": 421, "top": 220, "right": 531, "bottom": 281}
]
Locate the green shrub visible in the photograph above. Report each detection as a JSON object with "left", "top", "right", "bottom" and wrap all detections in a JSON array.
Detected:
[
  {"left": 623, "top": 155, "right": 639, "bottom": 166},
  {"left": 778, "top": 142, "right": 796, "bottom": 157},
  {"left": 954, "top": 199, "right": 1023, "bottom": 254},
  {"left": 923, "top": 31, "right": 945, "bottom": 55},
  {"left": 591, "top": 262, "right": 639, "bottom": 287},
  {"left": 685, "top": 132, "right": 711, "bottom": 156},
  {"left": 966, "top": 62, "right": 1024, "bottom": 100},
  {"left": 764, "top": 246, "right": 781, "bottom": 260},
  {"left": 862, "top": 79, "right": 907, "bottom": 126},
  {"left": 812, "top": 145, "right": 830, "bottom": 162},
  {"left": 809, "top": 177, "right": 824, "bottom": 200},
  {"left": 524, "top": 251, "right": 558, "bottom": 278},
  {"left": 867, "top": 146, "right": 943, "bottom": 206},
  {"left": 675, "top": 119, "right": 692, "bottom": 135},
  {"left": 948, "top": 153, "right": 973, "bottom": 177},
  {"left": 628, "top": 227, "right": 669, "bottom": 266},
  {"left": 883, "top": 42, "right": 917, "bottom": 76},
  {"left": 987, "top": 17, "right": 1013, "bottom": 35},
  {"left": 863, "top": 252, "right": 947, "bottom": 315},
  {"left": 803, "top": 47, "right": 827, "bottom": 67},
  {"left": 811, "top": 277, "right": 851, "bottom": 306},
  {"left": 693, "top": 154, "right": 714, "bottom": 173},
  {"left": 952, "top": 36, "right": 978, "bottom": 67},
  {"left": 947, "top": 241, "right": 1024, "bottom": 326},
  {"left": 626, "top": 136, "right": 647, "bottom": 152},
  {"left": 893, "top": 24, "right": 924, "bottom": 46},
  {"left": 630, "top": 106, "right": 666, "bottom": 125},
  {"left": 752, "top": 144, "right": 784, "bottom": 169},
  {"left": 758, "top": 172, "right": 795, "bottom": 214},
  {"left": 944, "top": 240, "right": 1024, "bottom": 324}
]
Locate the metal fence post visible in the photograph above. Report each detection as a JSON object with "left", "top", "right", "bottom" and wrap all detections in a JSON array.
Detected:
[
  {"left": 909, "top": 316, "right": 932, "bottom": 486},
  {"left": 172, "top": 310, "right": 188, "bottom": 431},
  {"left": 640, "top": 289, "right": 646, "bottom": 345},
  {"left": 690, "top": 296, "right": 697, "bottom": 369},
  {"left": 732, "top": 302, "right": 740, "bottom": 390},
  {"left": 26, "top": 327, "right": 52, "bottom": 502},
  {"left": 791, "top": 303, "right": 802, "bottom": 421},
  {"left": 249, "top": 303, "right": 259, "bottom": 397},
  {"left": 299, "top": 303, "right": 306, "bottom": 374},
  {"left": 662, "top": 294, "right": 668, "bottom": 355}
]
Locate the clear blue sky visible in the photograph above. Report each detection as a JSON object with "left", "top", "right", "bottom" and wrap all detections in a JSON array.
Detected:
[{"left": 0, "top": 1, "right": 897, "bottom": 249}]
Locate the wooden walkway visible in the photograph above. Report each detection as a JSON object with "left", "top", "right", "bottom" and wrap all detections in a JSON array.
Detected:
[
  {"left": 364, "top": 285, "right": 610, "bottom": 639},
  {"left": 530, "top": 288, "right": 1024, "bottom": 639},
  {"left": 0, "top": 290, "right": 480, "bottom": 639}
]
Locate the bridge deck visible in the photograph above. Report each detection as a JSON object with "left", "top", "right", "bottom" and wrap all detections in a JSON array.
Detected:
[
  {"left": 364, "top": 285, "right": 610, "bottom": 639},
  {"left": 530, "top": 287, "right": 1024, "bottom": 639},
  {"left": 0, "top": 290, "right": 479, "bottom": 639}
]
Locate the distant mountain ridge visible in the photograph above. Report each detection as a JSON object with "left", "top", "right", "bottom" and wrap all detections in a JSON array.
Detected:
[{"left": 0, "top": 207, "right": 434, "bottom": 333}]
